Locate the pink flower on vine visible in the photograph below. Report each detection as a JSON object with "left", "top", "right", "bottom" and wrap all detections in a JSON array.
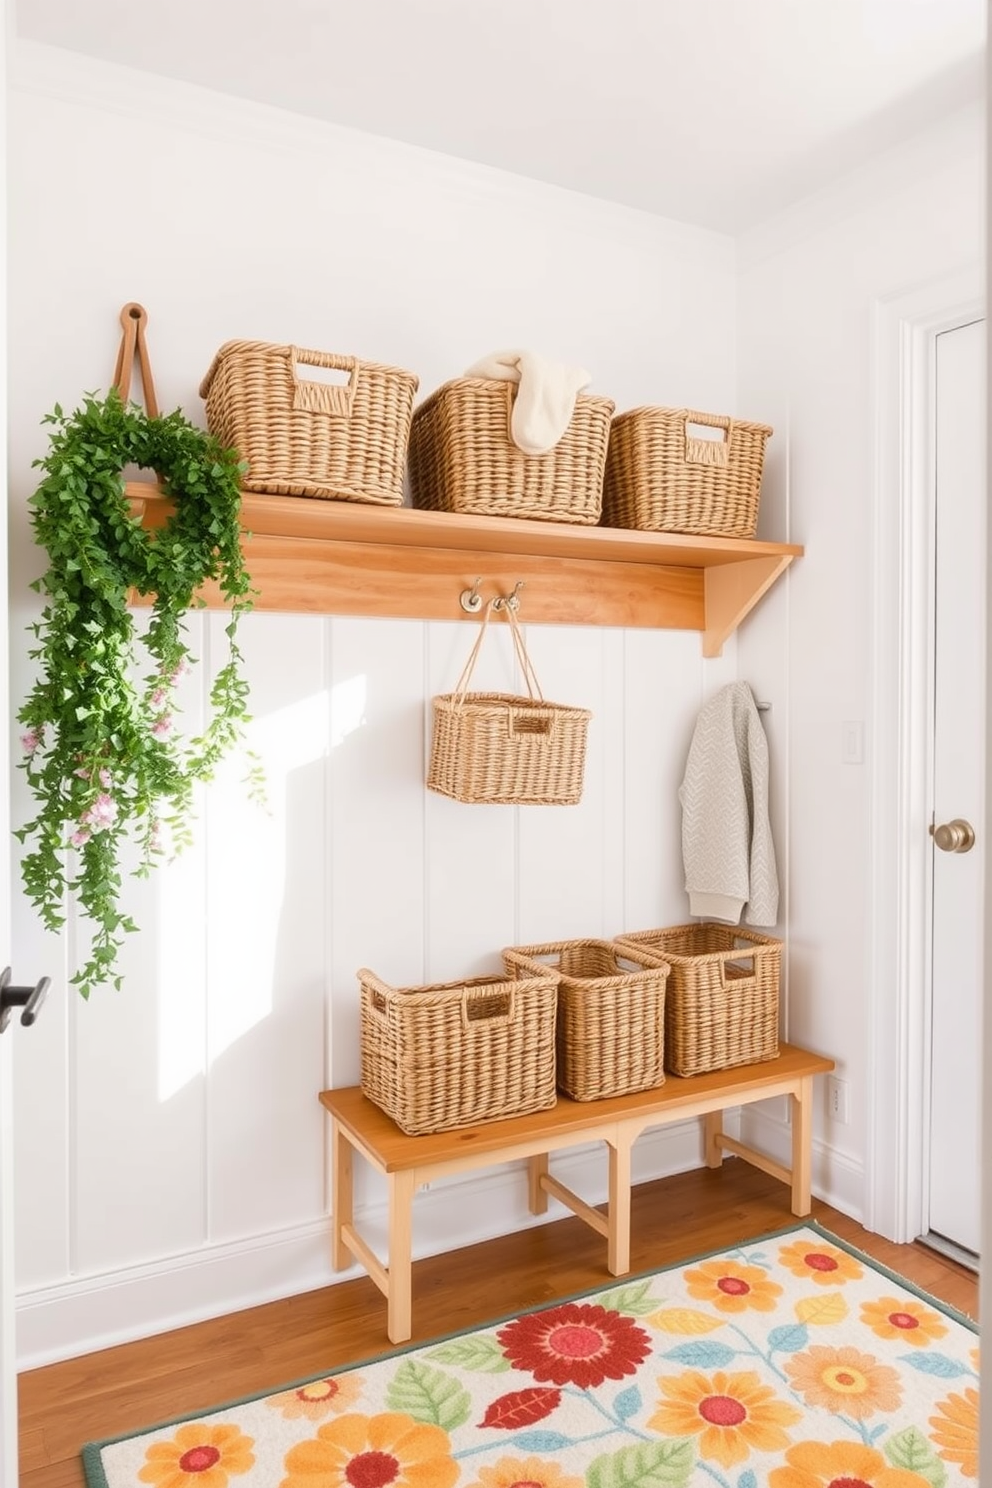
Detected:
[
  {"left": 81, "top": 794, "right": 118, "bottom": 832},
  {"left": 99, "top": 768, "right": 112, "bottom": 788},
  {"left": 171, "top": 658, "right": 190, "bottom": 683},
  {"left": 150, "top": 687, "right": 167, "bottom": 709},
  {"left": 149, "top": 820, "right": 164, "bottom": 853},
  {"left": 20, "top": 729, "right": 42, "bottom": 756},
  {"left": 70, "top": 828, "right": 91, "bottom": 848},
  {"left": 151, "top": 714, "right": 174, "bottom": 740}
]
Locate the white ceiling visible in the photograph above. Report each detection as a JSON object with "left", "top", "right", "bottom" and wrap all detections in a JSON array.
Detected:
[{"left": 13, "top": 0, "right": 987, "bottom": 234}]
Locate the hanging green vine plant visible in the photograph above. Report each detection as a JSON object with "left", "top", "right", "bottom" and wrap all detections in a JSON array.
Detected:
[{"left": 16, "top": 387, "right": 259, "bottom": 1000}]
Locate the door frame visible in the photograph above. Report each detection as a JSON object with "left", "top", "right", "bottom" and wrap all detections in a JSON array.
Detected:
[
  {"left": 0, "top": 1, "right": 16, "bottom": 1476},
  {"left": 867, "top": 264, "right": 984, "bottom": 1243}
]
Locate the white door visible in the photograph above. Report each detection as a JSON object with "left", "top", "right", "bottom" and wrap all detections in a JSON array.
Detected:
[{"left": 926, "top": 317, "right": 986, "bottom": 1262}]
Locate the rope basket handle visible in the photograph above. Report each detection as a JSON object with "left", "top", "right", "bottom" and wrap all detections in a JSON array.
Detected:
[
  {"left": 112, "top": 302, "right": 160, "bottom": 418},
  {"left": 683, "top": 408, "right": 733, "bottom": 468},
  {"left": 452, "top": 598, "right": 545, "bottom": 706},
  {"left": 290, "top": 346, "right": 359, "bottom": 418}
]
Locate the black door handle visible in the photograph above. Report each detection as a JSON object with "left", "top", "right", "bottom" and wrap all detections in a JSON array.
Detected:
[{"left": 0, "top": 968, "right": 51, "bottom": 1033}]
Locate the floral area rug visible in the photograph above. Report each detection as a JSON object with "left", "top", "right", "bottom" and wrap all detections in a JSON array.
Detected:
[{"left": 82, "top": 1221, "right": 980, "bottom": 1488}]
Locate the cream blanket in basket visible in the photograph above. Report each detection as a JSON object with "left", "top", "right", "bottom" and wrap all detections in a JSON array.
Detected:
[
  {"left": 678, "top": 681, "right": 779, "bottom": 927},
  {"left": 465, "top": 350, "right": 591, "bottom": 455}
]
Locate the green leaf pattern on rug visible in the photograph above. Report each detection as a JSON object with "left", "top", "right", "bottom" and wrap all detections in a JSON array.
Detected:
[
  {"left": 885, "top": 1425, "right": 949, "bottom": 1486},
  {"left": 426, "top": 1334, "right": 512, "bottom": 1373},
  {"left": 587, "top": 1438, "right": 695, "bottom": 1488},
  {"left": 384, "top": 1359, "right": 471, "bottom": 1430},
  {"left": 598, "top": 1281, "right": 664, "bottom": 1317}
]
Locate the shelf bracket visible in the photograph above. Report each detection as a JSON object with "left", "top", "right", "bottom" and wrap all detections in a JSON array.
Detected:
[{"left": 703, "top": 554, "right": 796, "bottom": 658}]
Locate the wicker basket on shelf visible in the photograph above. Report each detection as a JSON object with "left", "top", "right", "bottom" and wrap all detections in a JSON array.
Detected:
[
  {"left": 602, "top": 407, "right": 773, "bottom": 537},
  {"left": 408, "top": 377, "right": 614, "bottom": 524},
  {"left": 358, "top": 962, "right": 559, "bottom": 1135},
  {"left": 614, "top": 923, "right": 781, "bottom": 1077},
  {"left": 502, "top": 939, "right": 670, "bottom": 1101},
  {"left": 199, "top": 340, "right": 419, "bottom": 504}
]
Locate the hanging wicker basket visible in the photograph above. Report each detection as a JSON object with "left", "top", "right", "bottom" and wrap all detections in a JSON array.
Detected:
[{"left": 427, "top": 599, "right": 591, "bottom": 805}]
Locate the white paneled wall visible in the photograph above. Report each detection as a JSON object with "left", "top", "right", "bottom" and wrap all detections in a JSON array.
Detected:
[
  {"left": 12, "top": 604, "right": 739, "bottom": 1364},
  {"left": 7, "top": 42, "right": 769, "bottom": 1367}
]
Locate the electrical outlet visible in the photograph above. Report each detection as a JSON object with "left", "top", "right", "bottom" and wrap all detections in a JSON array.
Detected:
[{"left": 827, "top": 1076, "right": 849, "bottom": 1124}]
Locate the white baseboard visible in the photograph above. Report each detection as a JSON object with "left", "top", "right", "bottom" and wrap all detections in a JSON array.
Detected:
[
  {"left": 16, "top": 1116, "right": 713, "bottom": 1369},
  {"left": 738, "top": 1104, "right": 866, "bottom": 1223}
]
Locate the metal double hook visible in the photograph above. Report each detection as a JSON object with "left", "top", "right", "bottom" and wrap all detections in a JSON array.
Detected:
[{"left": 459, "top": 579, "right": 525, "bottom": 615}]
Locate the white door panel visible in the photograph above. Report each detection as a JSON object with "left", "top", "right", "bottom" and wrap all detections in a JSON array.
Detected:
[{"left": 928, "top": 317, "right": 985, "bottom": 1259}]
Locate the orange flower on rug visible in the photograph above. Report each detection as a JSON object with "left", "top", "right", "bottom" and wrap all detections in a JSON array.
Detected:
[{"left": 83, "top": 1222, "right": 980, "bottom": 1488}]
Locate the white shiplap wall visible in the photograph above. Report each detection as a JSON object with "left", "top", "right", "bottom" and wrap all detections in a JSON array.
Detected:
[{"left": 8, "top": 44, "right": 756, "bottom": 1366}]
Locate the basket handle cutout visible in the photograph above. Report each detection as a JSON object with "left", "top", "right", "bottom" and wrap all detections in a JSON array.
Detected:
[
  {"left": 291, "top": 347, "right": 359, "bottom": 417},
  {"left": 461, "top": 986, "right": 515, "bottom": 1028},
  {"left": 510, "top": 714, "right": 552, "bottom": 737},
  {"left": 452, "top": 599, "right": 546, "bottom": 706},
  {"left": 684, "top": 410, "right": 732, "bottom": 468},
  {"left": 719, "top": 954, "right": 757, "bottom": 989}
]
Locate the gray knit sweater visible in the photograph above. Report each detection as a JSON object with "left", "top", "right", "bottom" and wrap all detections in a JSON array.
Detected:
[{"left": 678, "top": 682, "right": 779, "bottom": 926}]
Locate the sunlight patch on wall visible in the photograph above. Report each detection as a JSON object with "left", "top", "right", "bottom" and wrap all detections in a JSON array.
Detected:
[
  {"left": 155, "top": 679, "right": 367, "bottom": 1098},
  {"left": 207, "top": 688, "right": 336, "bottom": 1062}
]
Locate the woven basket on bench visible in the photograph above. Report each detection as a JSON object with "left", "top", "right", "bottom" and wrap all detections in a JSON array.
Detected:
[
  {"left": 503, "top": 938, "right": 670, "bottom": 1101},
  {"left": 408, "top": 377, "right": 614, "bottom": 524},
  {"left": 602, "top": 406, "right": 773, "bottom": 537},
  {"left": 199, "top": 340, "right": 419, "bottom": 504},
  {"left": 614, "top": 923, "right": 781, "bottom": 1077},
  {"left": 358, "top": 962, "right": 559, "bottom": 1135}
]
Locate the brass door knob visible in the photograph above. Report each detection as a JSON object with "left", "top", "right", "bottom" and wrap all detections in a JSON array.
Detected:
[{"left": 930, "top": 818, "right": 976, "bottom": 853}]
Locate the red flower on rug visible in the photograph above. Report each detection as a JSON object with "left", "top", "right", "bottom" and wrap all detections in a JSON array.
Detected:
[
  {"left": 496, "top": 1302, "right": 650, "bottom": 1387},
  {"left": 138, "top": 1422, "right": 255, "bottom": 1486},
  {"left": 768, "top": 1437, "right": 934, "bottom": 1486}
]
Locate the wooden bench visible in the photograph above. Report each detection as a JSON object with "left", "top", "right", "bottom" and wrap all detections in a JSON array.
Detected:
[{"left": 319, "top": 1041, "right": 834, "bottom": 1343}]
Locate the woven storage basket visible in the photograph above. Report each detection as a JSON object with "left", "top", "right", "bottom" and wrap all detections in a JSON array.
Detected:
[
  {"left": 198, "top": 340, "right": 419, "bottom": 504},
  {"left": 503, "top": 939, "right": 670, "bottom": 1101},
  {"left": 602, "top": 407, "right": 773, "bottom": 537},
  {"left": 408, "top": 377, "right": 614, "bottom": 524},
  {"left": 614, "top": 923, "right": 781, "bottom": 1077},
  {"left": 358, "top": 962, "right": 559, "bottom": 1135},
  {"left": 428, "top": 600, "right": 591, "bottom": 805}
]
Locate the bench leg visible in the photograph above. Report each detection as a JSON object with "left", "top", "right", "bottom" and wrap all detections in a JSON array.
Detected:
[
  {"left": 704, "top": 1111, "right": 724, "bottom": 1168},
  {"left": 387, "top": 1170, "right": 418, "bottom": 1344},
  {"left": 607, "top": 1137, "right": 633, "bottom": 1275},
  {"left": 790, "top": 1075, "right": 814, "bottom": 1215},
  {"left": 330, "top": 1119, "right": 353, "bottom": 1271},
  {"left": 528, "top": 1154, "right": 549, "bottom": 1215}
]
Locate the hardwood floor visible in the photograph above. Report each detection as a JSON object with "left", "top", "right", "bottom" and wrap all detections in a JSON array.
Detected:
[{"left": 19, "top": 1160, "right": 978, "bottom": 1487}]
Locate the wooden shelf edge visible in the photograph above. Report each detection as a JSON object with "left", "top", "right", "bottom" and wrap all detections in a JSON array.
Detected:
[{"left": 126, "top": 483, "right": 801, "bottom": 646}]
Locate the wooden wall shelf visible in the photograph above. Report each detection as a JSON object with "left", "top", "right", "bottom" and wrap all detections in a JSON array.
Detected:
[{"left": 127, "top": 485, "right": 802, "bottom": 657}]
